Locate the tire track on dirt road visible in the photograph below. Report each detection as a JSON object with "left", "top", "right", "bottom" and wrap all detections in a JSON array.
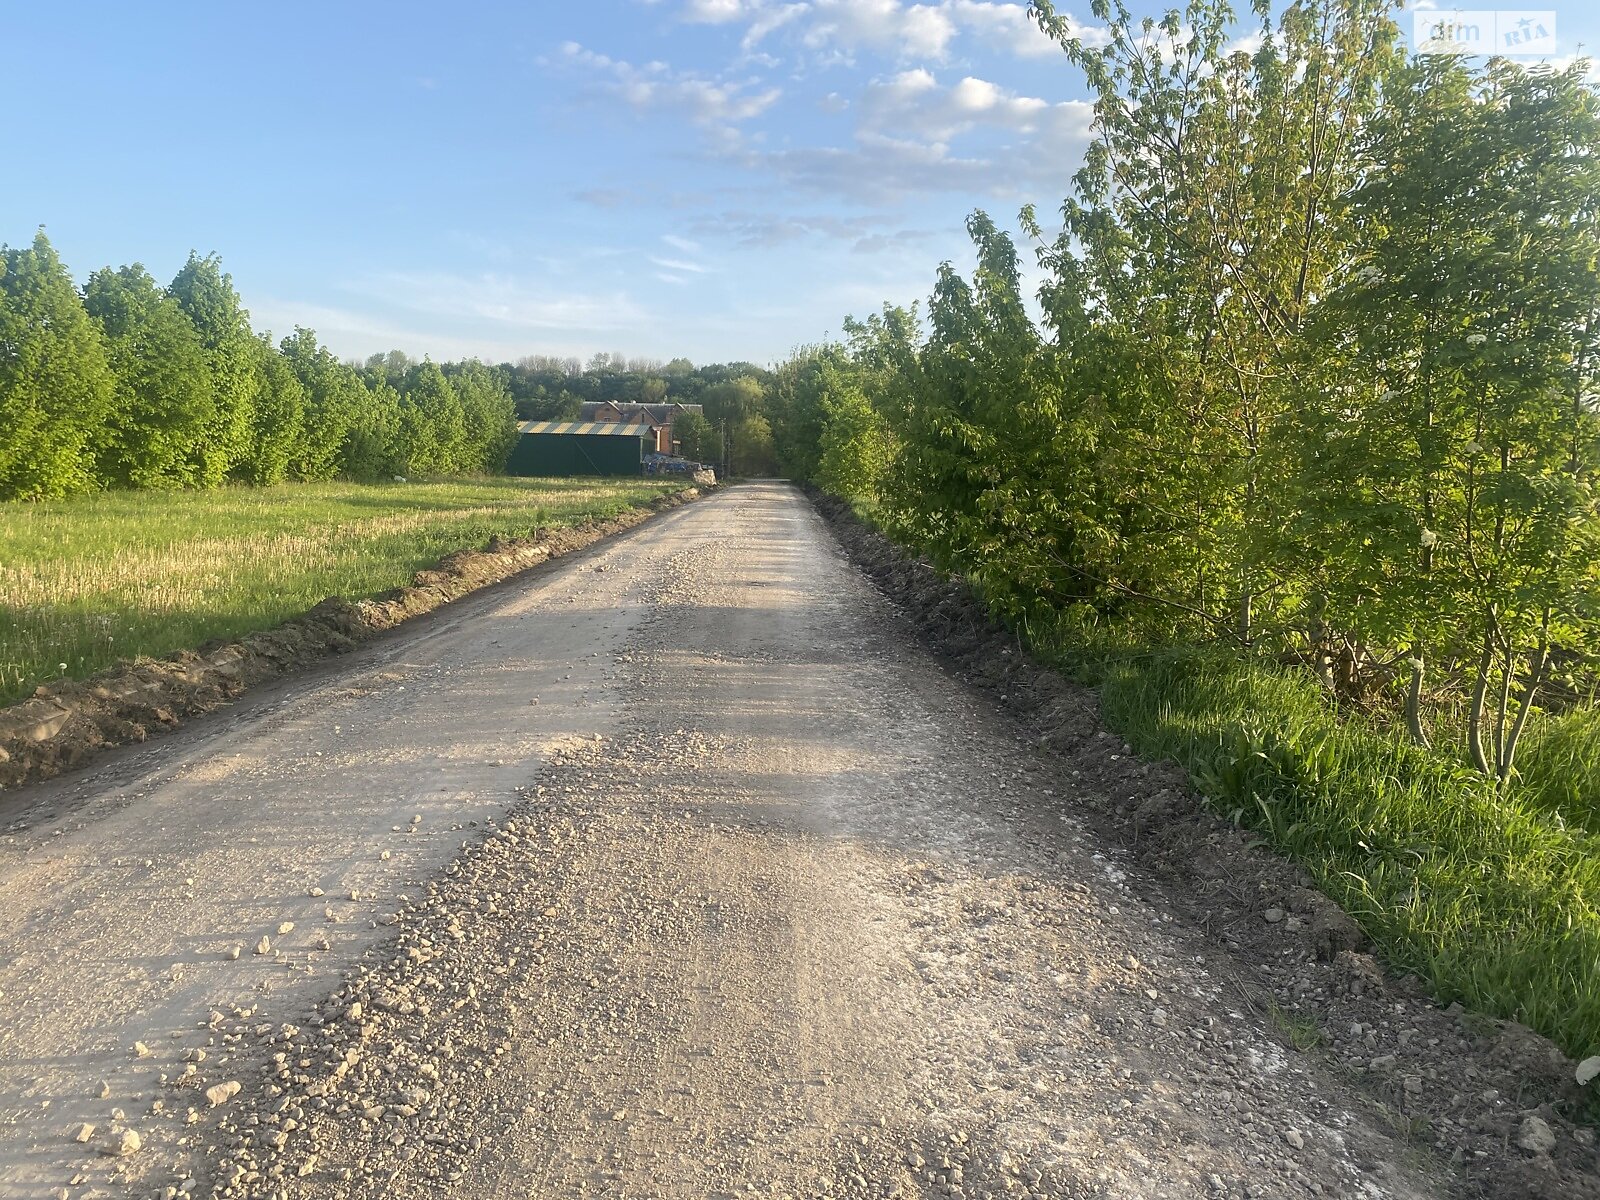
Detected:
[
  {"left": 2, "top": 483, "right": 1452, "bottom": 1199},
  {"left": 0, "top": 492, "right": 730, "bottom": 1199}
]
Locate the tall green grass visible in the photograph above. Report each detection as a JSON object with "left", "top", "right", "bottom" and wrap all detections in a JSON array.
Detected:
[
  {"left": 1029, "top": 628, "right": 1600, "bottom": 1063},
  {"left": 0, "top": 476, "right": 681, "bottom": 704},
  {"left": 1518, "top": 708, "right": 1600, "bottom": 834}
]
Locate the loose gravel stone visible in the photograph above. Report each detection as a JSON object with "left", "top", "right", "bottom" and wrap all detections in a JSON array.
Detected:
[
  {"left": 8, "top": 486, "right": 1595, "bottom": 1200},
  {"left": 1518, "top": 1115, "right": 1557, "bottom": 1155},
  {"left": 1578, "top": 1056, "right": 1600, "bottom": 1087}
]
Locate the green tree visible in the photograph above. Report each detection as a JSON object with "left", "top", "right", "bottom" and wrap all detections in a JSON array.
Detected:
[
  {"left": 702, "top": 375, "right": 765, "bottom": 427},
  {"left": 169, "top": 252, "right": 258, "bottom": 486},
  {"left": 397, "top": 362, "right": 465, "bottom": 474},
  {"left": 765, "top": 346, "right": 836, "bottom": 482},
  {"left": 240, "top": 337, "right": 306, "bottom": 486},
  {"left": 700, "top": 375, "right": 767, "bottom": 473},
  {"left": 815, "top": 358, "right": 894, "bottom": 501},
  {"left": 1030, "top": 0, "right": 1402, "bottom": 642},
  {"left": 84, "top": 263, "right": 215, "bottom": 489},
  {"left": 451, "top": 361, "right": 518, "bottom": 472},
  {"left": 343, "top": 376, "right": 402, "bottom": 480},
  {"left": 363, "top": 350, "right": 415, "bottom": 390},
  {"left": 730, "top": 414, "right": 777, "bottom": 476},
  {"left": 673, "top": 410, "right": 715, "bottom": 461},
  {"left": 872, "top": 216, "right": 1091, "bottom": 619},
  {"left": 0, "top": 231, "right": 116, "bottom": 499},
  {"left": 1290, "top": 57, "right": 1600, "bottom": 775},
  {"left": 279, "top": 327, "right": 366, "bottom": 480}
]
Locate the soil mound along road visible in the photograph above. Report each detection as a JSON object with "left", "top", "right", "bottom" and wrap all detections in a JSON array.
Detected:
[
  {"left": 0, "top": 485, "right": 708, "bottom": 793},
  {"left": 0, "top": 482, "right": 1591, "bottom": 1200}
]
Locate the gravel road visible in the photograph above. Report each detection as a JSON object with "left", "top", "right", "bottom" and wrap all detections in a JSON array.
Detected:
[{"left": 0, "top": 482, "right": 1450, "bottom": 1200}]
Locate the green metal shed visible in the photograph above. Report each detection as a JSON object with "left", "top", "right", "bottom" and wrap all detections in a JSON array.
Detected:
[{"left": 506, "top": 421, "right": 652, "bottom": 477}]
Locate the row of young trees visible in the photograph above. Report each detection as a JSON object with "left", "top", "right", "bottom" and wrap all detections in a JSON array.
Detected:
[
  {"left": 359, "top": 347, "right": 785, "bottom": 471},
  {"left": 0, "top": 226, "right": 804, "bottom": 501},
  {"left": 780, "top": 0, "right": 1600, "bottom": 781},
  {"left": 0, "top": 234, "right": 519, "bottom": 500},
  {"left": 501, "top": 352, "right": 776, "bottom": 424}
]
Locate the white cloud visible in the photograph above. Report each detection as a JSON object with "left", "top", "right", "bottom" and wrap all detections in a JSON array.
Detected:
[
  {"left": 943, "top": 1, "right": 1097, "bottom": 57},
  {"left": 681, "top": 0, "right": 752, "bottom": 21},
  {"left": 367, "top": 272, "right": 650, "bottom": 332},
  {"left": 849, "top": 227, "right": 938, "bottom": 255},
  {"left": 571, "top": 10, "right": 1098, "bottom": 208},
  {"left": 650, "top": 255, "right": 712, "bottom": 274},
  {"left": 663, "top": 0, "right": 1106, "bottom": 61},
  {"left": 644, "top": 55, "right": 1095, "bottom": 205},
  {"left": 246, "top": 276, "right": 655, "bottom": 364},
  {"left": 676, "top": 0, "right": 808, "bottom": 56},
  {"left": 662, "top": 234, "right": 704, "bottom": 253},
  {"left": 726, "top": 91, "right": 1092, "bottom": 201},
  {"left": 801, "top": 0, "right": 957, "bottom": 60},
  {"left": 688, "top": 210, "right": 904, "bottom": 247},
  {"left": 558, "top": 42, "right": 780, "bottom": 125},
  {"left": 723, "top": 137, "right": 997, "bottom": 203},
  {"left": 859, "top": 69, "right": 1055, "bottom": 142},
  {"left": 743, "top": 3, "right": 809, "bottom": 48}
]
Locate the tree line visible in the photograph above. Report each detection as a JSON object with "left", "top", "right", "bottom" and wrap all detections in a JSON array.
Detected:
[
  {"left": 0, "top": 233, "right": 805, "bottom": 499},
  {"left": 777, "top": 0, "right": 1600, "bottom": 782},
  {"left": 0, "top": 235, "right": 524, "bottom": 500},
  {"left": 502, "top": 356, "right": 784, "bottom": 475},
  {"left": 497, "top": 353, "right": 786, "bottom": 476}
]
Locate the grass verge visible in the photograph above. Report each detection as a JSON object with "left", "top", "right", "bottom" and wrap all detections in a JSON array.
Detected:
[
  {"left": 838, "top": 493, "right": 1599, "bottom": 1065},
  {"left": 0, "top": 476, "right": 683, "bottom": 704},
  {"left": 1024, "top": 623, "right": 1600, "bottom": 1064}
]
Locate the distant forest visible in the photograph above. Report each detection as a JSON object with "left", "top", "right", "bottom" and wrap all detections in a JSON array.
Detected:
[
  {"left": 0, "top": 233, "right": 782, "bottom": 501},
  {"left": 487, "top": 352, "right": 780, "bottom": 473}
]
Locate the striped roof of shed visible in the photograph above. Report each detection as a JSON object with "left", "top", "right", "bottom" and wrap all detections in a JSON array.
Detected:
[{"left": 518, "top": 420, "right": 654, "bottom": 437}]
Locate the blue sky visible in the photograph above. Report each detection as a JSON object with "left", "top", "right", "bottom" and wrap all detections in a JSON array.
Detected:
[{"left": 4, "top": 1, "right": 1596, "bottom": 367}]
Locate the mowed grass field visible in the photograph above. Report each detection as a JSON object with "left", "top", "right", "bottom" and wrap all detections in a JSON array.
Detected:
[{"left": 0, "top": 477, "right": 684, "bottom": 704}]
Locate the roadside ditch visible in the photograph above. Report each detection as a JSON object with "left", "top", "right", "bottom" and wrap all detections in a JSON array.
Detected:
[{"left": 809, "top": 489, "right": 1600, "bottom": 1200}]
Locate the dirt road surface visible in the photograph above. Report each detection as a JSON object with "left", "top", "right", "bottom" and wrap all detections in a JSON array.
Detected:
[{"left": 0, "top": 482, "right": 1448, "bottom": 1200}]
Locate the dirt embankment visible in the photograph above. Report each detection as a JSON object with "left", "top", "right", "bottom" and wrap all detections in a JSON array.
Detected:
[
  {"left": 0, "top": 486, "right": 710, "bottom": 793},
  {"left": 807, "top": 490, "right": 1599, "bottom": 1200}
]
